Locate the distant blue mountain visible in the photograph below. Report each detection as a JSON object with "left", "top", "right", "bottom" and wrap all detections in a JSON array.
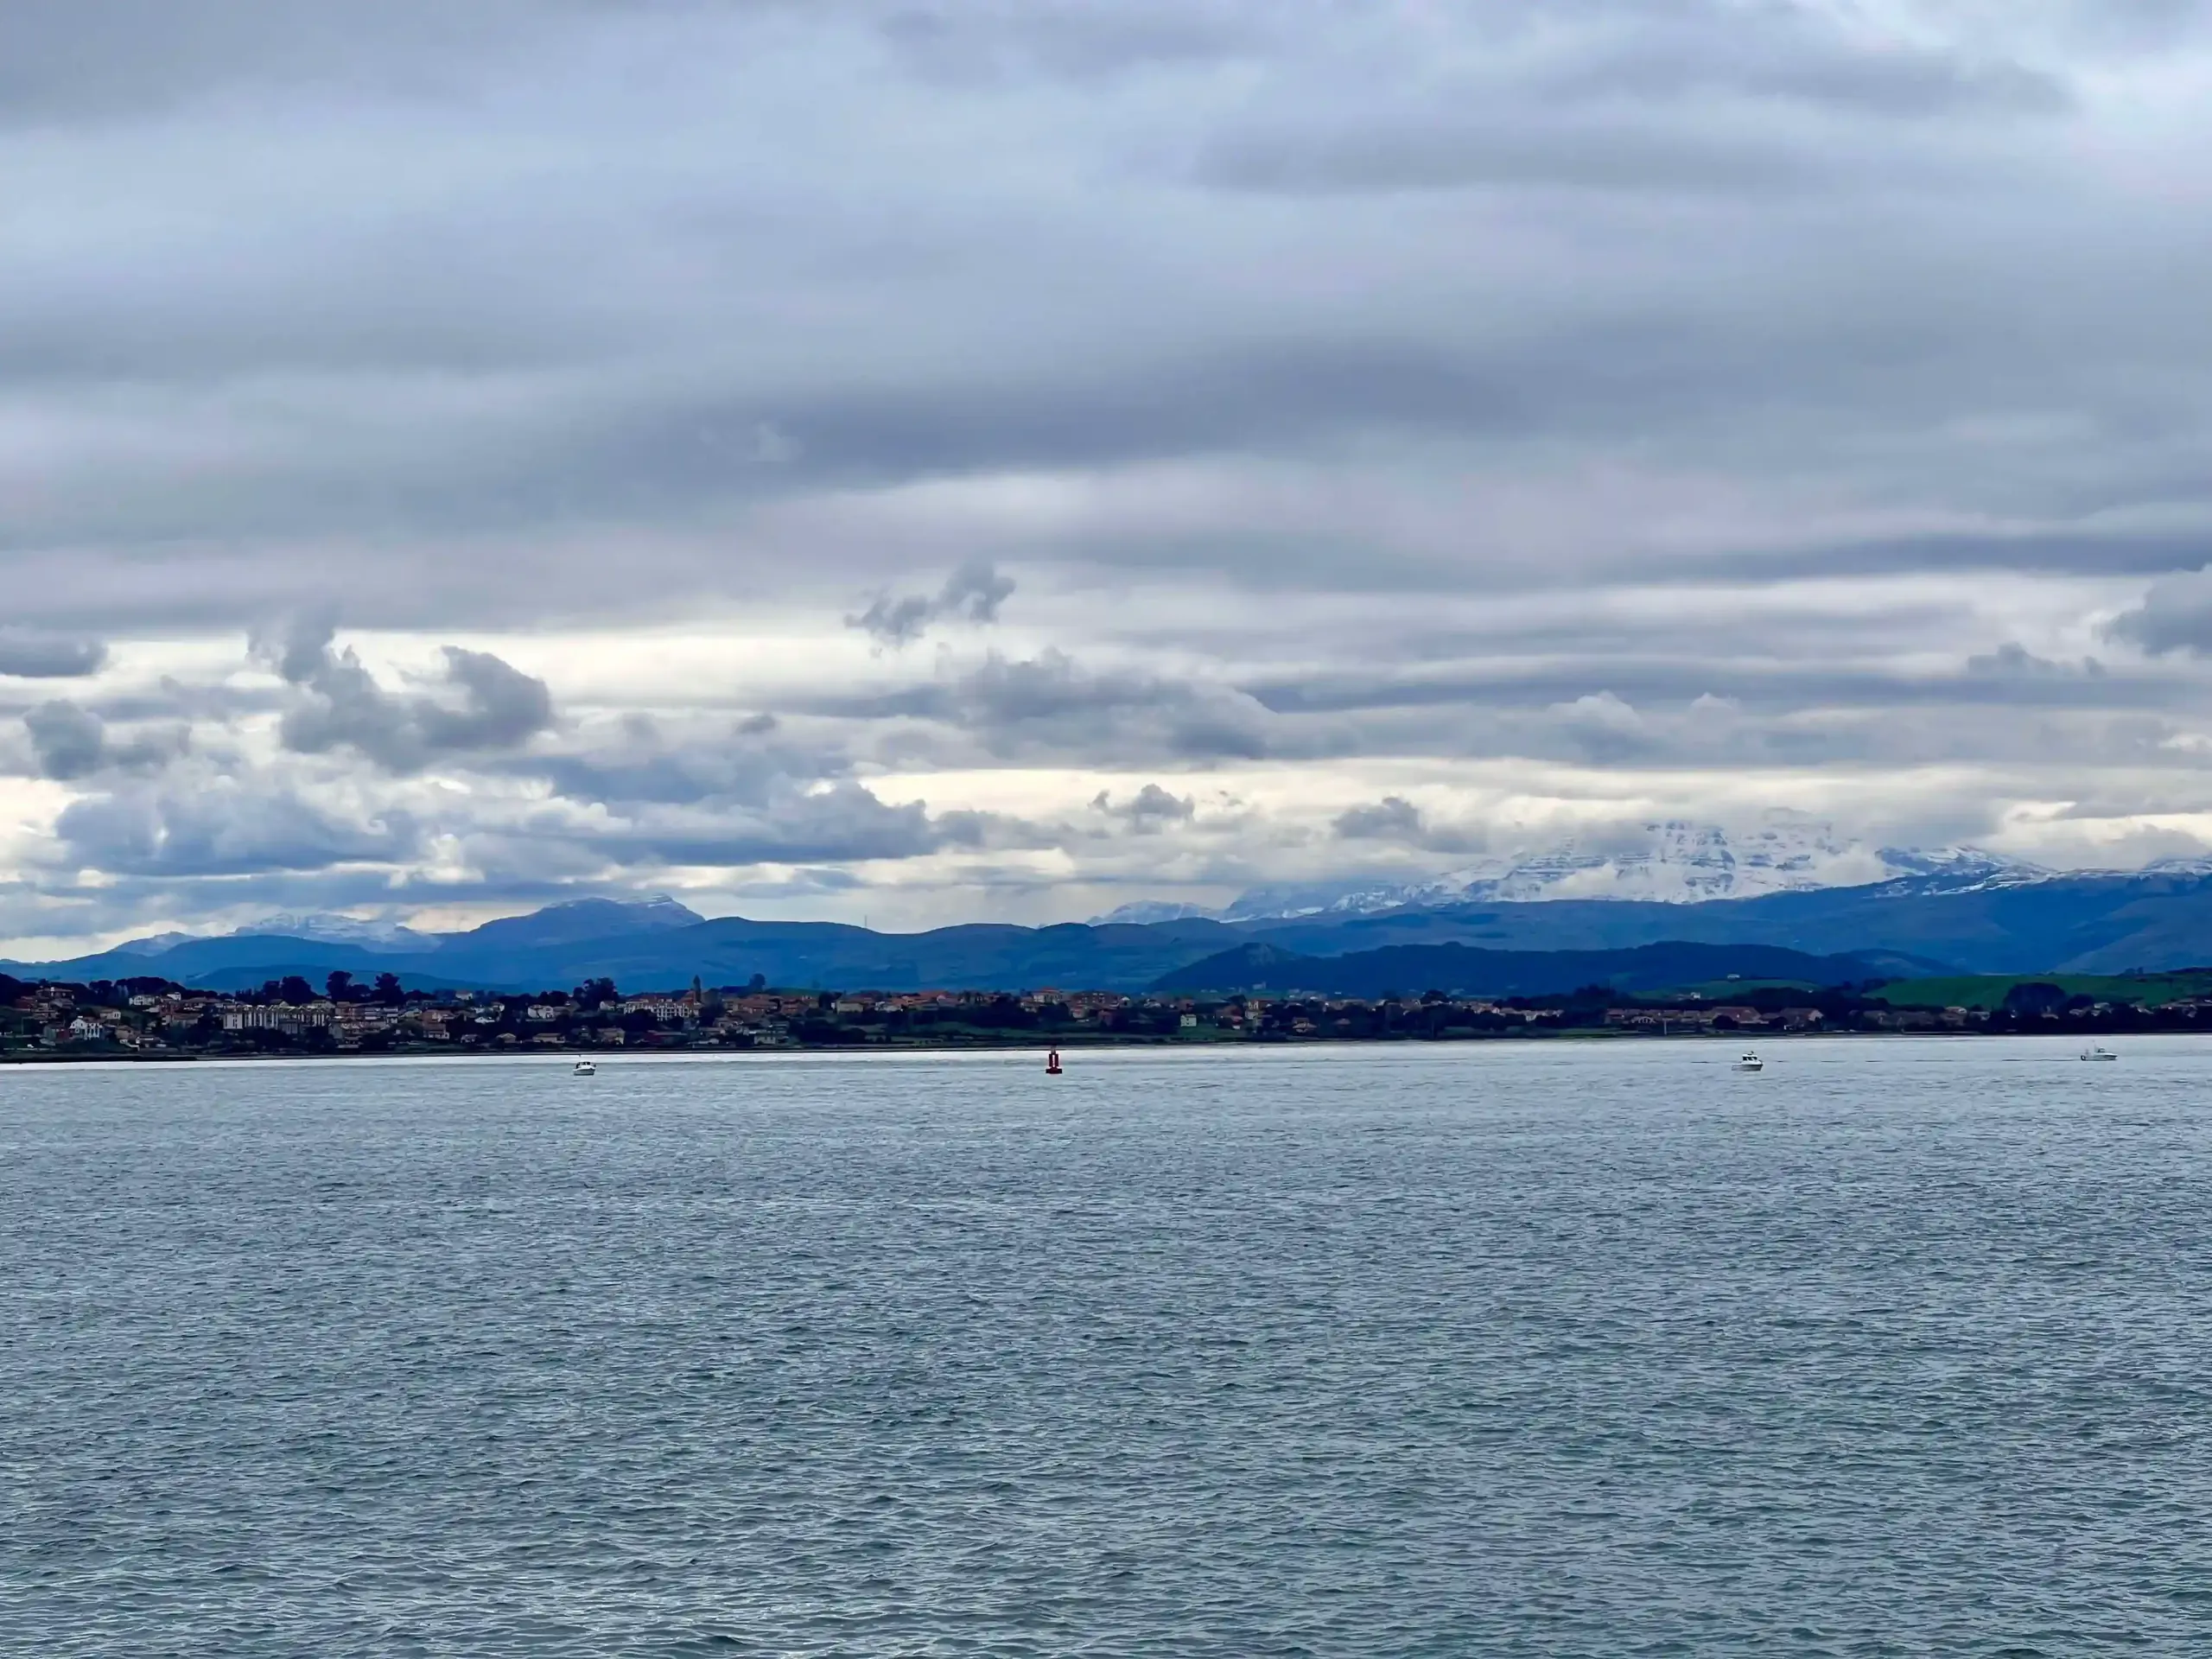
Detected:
[
  {"left": 1236, "top": 868, "right": 2212, "bottom": 976},
  {"left": 448, "top": 895, "right": 704, "bottom": 951},
  {"left": 7, "top": 867, "right": 2212, "bottom": 994}
]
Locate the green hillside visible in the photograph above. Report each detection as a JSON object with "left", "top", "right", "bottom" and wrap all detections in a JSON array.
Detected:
[
  {"left": 1669, "top": 978, "right": 1825, "bottom": 999},
  {"left": 1870, "top": 970, "right": 2212, "bottom": 1012}
]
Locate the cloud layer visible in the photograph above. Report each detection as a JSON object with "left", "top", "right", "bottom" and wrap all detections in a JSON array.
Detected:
[{"left": 5, "top": 1, "right": 2212, "bottom": 948}]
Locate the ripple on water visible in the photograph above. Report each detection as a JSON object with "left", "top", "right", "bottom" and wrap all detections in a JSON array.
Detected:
[{"left": 4, "top": 1039, "right": 2212, "bottom": 1655}]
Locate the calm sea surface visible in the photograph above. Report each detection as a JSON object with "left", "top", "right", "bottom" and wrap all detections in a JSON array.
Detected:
[{"left": 5, "top": 1039, "right": 2211, "bottom": 1655}]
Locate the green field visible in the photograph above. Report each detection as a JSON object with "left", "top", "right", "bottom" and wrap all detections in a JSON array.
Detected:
[
  {"left": 1669, "top": 978, "right": 1825, "bottom": 1000},
  {"left": 1869, "top": 971, "right": 2212, "bottom": 1011}
]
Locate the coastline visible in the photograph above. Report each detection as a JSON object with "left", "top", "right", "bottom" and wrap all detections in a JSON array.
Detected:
[{"left": 0, "top": 1026, "right": 2088, "bottom": 1064}]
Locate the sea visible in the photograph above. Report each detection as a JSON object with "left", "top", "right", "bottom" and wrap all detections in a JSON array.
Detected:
[{"left": 4, "top": 1038, "right": 2210, "bottom": 1655}]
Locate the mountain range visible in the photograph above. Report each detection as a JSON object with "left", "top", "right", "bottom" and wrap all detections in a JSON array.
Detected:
[
  {"left": 1098, "top": 822, "right": 2059, "bottom": 921},
  {"left": 4, "top": 828, "right": 2212, "bottom": 995}
]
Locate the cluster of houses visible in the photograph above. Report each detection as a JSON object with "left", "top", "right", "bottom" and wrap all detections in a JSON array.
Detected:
[
  {"left": 1606, "top": 997, "right": 2212, "bottom": 1033},
  {"left": 5, "top": 986, "right": 737, "bottom": 1053},
  {"left": 12, "top": 977, "right": 2209, "bottom": 1055},
  {"left": 1604, "top": 1005, "right": 1827, "bottom": 1031},
  {"left": 2, "top": 984, "right": 1205, "bottom": 1054},
  {"left": 3, "top": 982, "right": 1536, "bottom": 1053}
]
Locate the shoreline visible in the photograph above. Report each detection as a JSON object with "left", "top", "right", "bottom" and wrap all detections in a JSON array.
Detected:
[{"left": 0, "top": 1027, "right": 2133, "bottom": 1064}]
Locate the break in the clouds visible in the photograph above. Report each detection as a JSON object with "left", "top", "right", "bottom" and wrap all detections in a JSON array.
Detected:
[{"left": 4, "top": 0, "right": 2212, "bottom": 949}]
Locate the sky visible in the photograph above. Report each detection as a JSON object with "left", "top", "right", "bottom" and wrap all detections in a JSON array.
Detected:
[{"left": 5, "top": 0, "right": 2212, "bottom": 953}]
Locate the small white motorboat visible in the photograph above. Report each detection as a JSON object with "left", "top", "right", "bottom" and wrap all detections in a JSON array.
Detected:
[
  {"left": 1732, "top": 1052, "right": 1764, "bottom": 1072},
  {"left": 573, "top": 1058, "right": 597, "bottom": 1076},
  {"left": 2081, "top": 1046, "right": 2117, "bottom": 1063}
]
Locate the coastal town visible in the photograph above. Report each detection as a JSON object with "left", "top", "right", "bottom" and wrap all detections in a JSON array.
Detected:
[{"left": 5, "top": 969, "right": 2212, "bottom": 1058}]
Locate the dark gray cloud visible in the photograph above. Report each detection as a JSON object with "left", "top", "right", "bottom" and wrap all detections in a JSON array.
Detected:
[
  {"left": 836, "top": 648, "right": 1284, "bottom": 763},
  {"left": 1330, "top": 794, "right": 1521, "bottom": 863},
  {"left": 951, "top": 652, "right": 1268, "bottom": 758},
  {"left": 472, "top": 706, "right": 1062, "bottom": 872},
  {"left": 1091, "top": 782, "right": 1196, "bottom": 832},
  {"left": 1967, "top": 642, "right": 2107, "bottom": 678},
  {"left": 427, "top": 650, "right": 556, "bottom": 748},
  {"left": 1679, "top": 528, "right": 2212, "bottom": 587},
  {"left": 5, "top": 1, "right": 2212, "bottom": 939},
  {"left": 2106, "top": 567, "right": 2212, "bottom": 658},
  {"left": 1542, "top": 8, "right": 2070, "bottom": 120},
  {"left": 849, "top": 560, "right": 1018, "bottom": 648},
  {"left": 0, "top": 0, "right": 2198, "bottom": 639},
  {"left": 23, "top": 702, "right": 107, "bottom": 780},
  {"left": 530, "top": 793, "right": 941, "bottom": 869},
  {"left": 21, "top": 698, "right": 188, "bottom": 780},
  {"left": 1333, "top": 796, "right": 1423, "bottom": 842},
  {"left": 522, "top": 718, "right": 858, "bottom": 812},
  {"left": 257, "top": 618, "right": 555, "bottom": 772},
  {"left": 258, "top": 609, "right": 342, "bottom": 686},
  {"left": 0, "top": 629, "right": 107, "bottom": 679},
  {"left": 459, "top": 781, "right": 1045, "bottom": 876},
  {"left": 52, "top": 777, "right": 422, "bottom": 879}
]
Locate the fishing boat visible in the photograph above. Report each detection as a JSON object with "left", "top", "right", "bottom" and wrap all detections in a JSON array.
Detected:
[
  {"left": 2081, "top": 1046, "right": 2117, "bottom": 1063},
  {"left": 573, "top": 1058, "right": 597, "bottom": 1076},
  {"left": 1732, "top": 1052, "right": 1764, "bottom": 1073}
]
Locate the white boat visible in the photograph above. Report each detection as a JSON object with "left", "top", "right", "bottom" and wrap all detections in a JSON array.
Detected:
[
  {"left": 572, "top": 1058, "right": 597, "bottom": 1076},
  {"left": 1732, "top": 1052, "right": 1764, "bottom": 1072},
  {"left": 2081, "top": 1046, "right": 2117, "bottom": 1063}
]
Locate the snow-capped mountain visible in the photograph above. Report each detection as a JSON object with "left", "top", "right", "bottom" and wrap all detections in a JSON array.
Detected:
[
  {"left": 1092, "top": 900, "right": 1222, "bottom": 926},
  {"left": 107, "top": 912, "right": 436, "bottom": 957},
  {"left": 96, "top": 896, "right": 708, "bottom": 962},
  {"left": 1868, "top": 845, "right": 2050, "bottom": 891},
  {"left": 2136, "top": 855, "right": 2212, "bottom": 881},
  {"left": 230, "top": 912, "right": 439, "bottom": 952},
  {"left": 1094, "top": 823, "right": 2053, "bottom": 924}
]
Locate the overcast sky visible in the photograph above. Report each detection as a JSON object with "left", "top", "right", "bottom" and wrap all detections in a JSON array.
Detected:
[{"left": 5, "top": 0, "right": 2212, "bottom": 951}]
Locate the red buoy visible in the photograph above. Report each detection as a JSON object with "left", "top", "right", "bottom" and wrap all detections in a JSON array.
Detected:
[{"left": 1046, "top": 1048, "right": 1063, "bottom": 1075}]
